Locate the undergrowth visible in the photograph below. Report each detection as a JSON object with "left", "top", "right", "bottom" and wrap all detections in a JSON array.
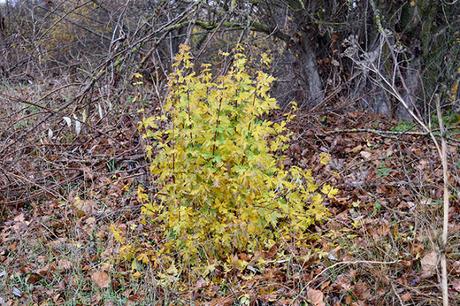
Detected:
[{"left": 113, "top": 45, "right": 335, "bottom": 280}]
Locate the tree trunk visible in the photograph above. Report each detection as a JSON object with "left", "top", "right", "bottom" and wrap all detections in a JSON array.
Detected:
[
  {"left": 0, "top": 10, "right": 6, "bottom": 78},
  {"left": 297, "top": 32, "right": 324, "bottom": 106},
  {"left": 397, "top": 56, "right": 420, "bottom": 120}
]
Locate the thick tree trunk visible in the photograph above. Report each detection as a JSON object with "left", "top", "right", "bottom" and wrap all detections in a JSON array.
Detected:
[
  {"left": 263, "top": 1, "right": 324, "bottom": 107},
  {"left": 297, "top": 33, "right": 324, "bottom": 105}
]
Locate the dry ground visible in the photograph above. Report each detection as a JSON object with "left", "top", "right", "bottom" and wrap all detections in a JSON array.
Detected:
[{"left": 1, "top": 82, "right": 460, "bottom": 305}]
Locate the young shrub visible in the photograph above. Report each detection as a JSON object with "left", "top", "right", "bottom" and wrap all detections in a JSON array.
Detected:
[{"left": 139, "top": 45, "right": 331, "bottom": 268}]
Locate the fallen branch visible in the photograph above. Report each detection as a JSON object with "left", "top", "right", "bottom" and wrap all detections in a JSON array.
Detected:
[{"left": 304, "top": 128, "right": 460, "bottom": 146}]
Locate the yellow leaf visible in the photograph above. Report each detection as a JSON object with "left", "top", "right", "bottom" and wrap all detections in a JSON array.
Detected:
[
  {"left": 319, "top": 152, "right": 331, "bottom": 165},
  {"left": 166, "top": 263, "right": 179, "bottom": 276},
  {"left": 137, "top": 253, "right": 150, "bottom": 264},
  {"left": 133, "top": 72, "right": 143, "bottom": 79},
  {"left": 321, "top": 184, "right": 339, "bottom": 199},
  {"left": 132, "top": 271, "right": 142, "bottom": 279},
  {"left": 261, "top": 53, "right": 272, "bottom": 66},
  {"left": 110, "top": 224, "right": 125, "bottom": 244}
]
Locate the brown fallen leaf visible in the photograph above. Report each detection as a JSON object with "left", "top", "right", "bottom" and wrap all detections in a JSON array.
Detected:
[
  {"left": 27, "top": 273, "right": 43, "bottom": 284},
  {"left": 195, "top": 278, "right": 207, "bottom": 290},
  {"left": 36, "top": 264, "right": 54, "bottom": 276},
  {"left": 353, "top": 281, "right": 371, "bottom": 300},
  {"left": 334, "top": 274, "right": 352, "bottom": 291},
  {"left": 307, "top": 287, "right": 325, "bottom": 306},
  {"left": 421, "top": 251, "right": 438, "bottom": 278},
  {"left": 360, "top": 151, "right": 372, "bottom": 160},
  {"left": 452, "top": 279, "right": 460, "bottom": 292},
  {"left": 344, "top": 294, "right": 353, "bottom": 304},
  {"left": 401, "top": 292, "right": 412, "bottom": 302},
  {"left": 58, "top": 259, "right": 72, "bottom": 271},
  {"left": 91, "top": 271, "right": 110, "bottom": 289},
  {"left": 82, "top": 166, "right": 94, "bottom": 181},
  {"left": 453, "top": 261, "right": 460, "bottom": 274},
  {"left": 209, "top": 296, "right": 234, "bottom": 306},
  {"left": 13, "top": 214, "right": 25, "bottom": 223}
]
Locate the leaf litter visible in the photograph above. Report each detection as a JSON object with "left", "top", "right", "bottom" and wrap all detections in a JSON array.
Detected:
[{"left": 0, "top": 110, "right": 459, "bottom": 304}]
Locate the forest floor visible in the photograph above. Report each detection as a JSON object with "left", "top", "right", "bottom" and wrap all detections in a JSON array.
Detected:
[{"left": 1, "top": 89, "right": 460, "bottom": 305}]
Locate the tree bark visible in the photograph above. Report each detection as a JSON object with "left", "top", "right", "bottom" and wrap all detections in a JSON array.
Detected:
[
  {"left": 296, "top": 32, "right": 324, "bottom": 105},
  {"left": 0, "top": 10, "right": 6, "bottom": 78},
  {"left": 397, "top": 56, "right": 420, "bottom": 120}
]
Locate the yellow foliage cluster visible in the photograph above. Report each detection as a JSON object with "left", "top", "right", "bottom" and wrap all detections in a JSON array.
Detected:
[{"left": 138, "top": 45, "right": 332, "bottom": 268}]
